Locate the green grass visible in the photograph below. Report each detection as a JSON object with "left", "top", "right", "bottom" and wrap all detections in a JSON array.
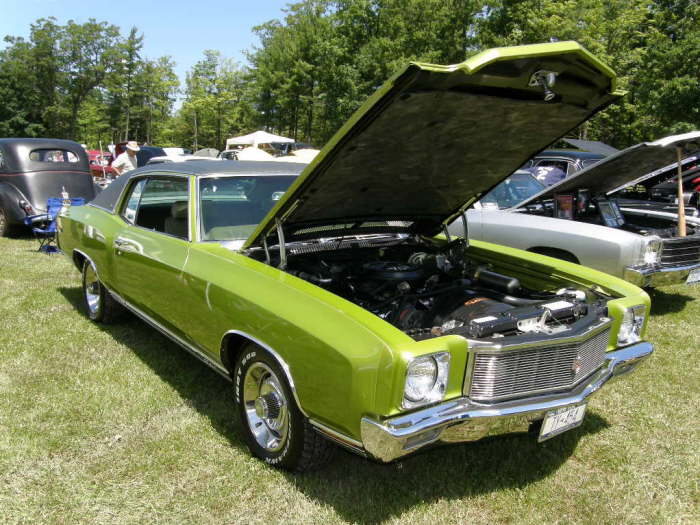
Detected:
[{"left": 0, "top": 236, "right": 698, "bottom": 525}]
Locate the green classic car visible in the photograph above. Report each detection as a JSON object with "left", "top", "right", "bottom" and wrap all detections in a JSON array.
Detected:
[{"left": 58, "top": 42, "right": 653, "bottom": 472}]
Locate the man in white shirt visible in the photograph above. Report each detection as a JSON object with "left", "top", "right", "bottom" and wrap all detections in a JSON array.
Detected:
[{"left": 112, "top": 141, "right": 140, "bottom": 176}]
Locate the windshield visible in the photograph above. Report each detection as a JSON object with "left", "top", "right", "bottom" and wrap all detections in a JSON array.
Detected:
[
  {"left": 199, "top": 175, "right": 296, "bottom": 241},
  {"left": 480, "top": 172, "right": 546, "bottom": 209}
]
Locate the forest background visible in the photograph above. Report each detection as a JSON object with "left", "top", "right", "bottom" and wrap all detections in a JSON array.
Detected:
[{"left": 0, "top": 0, "right": 697, "bottom": 151}]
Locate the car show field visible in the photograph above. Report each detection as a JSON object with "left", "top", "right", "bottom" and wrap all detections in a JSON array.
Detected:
[{"left": 1, "top": 236, "right": 697, "bottom": 524}]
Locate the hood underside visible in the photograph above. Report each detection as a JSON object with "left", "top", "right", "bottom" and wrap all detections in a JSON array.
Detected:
[
  {"left": 517, "top": 131, "right": 700, "bottom": 207},
  {"left": 245, "top": 41, "right": 623, "bottom": 249}
]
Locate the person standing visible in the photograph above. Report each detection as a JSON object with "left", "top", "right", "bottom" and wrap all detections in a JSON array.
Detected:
[{"left": 112, "top": 141, "right": 140, "bottom": 176}]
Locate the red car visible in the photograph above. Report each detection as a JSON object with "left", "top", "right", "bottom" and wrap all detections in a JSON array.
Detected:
[{"left": 87, "top": 150, "right": 114, "bottom": 178}]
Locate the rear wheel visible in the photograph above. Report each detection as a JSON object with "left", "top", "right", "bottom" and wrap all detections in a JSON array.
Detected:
[
  {"left": 82, "top": 259, "right": 123, "bottom": 323},
  {"left": 233, "top": 344, "right": 335, "bottom": 472},
  {"left": 0, "top": 207, "right": 12, "bottom": 237}
]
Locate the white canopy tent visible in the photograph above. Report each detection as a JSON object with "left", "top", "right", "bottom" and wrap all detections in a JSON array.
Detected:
[{"left": 225, "top": 130, "right": 294, "bottom": 150}]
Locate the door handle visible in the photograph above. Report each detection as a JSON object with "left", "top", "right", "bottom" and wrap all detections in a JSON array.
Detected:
[{"left": 113, "top": 236, "right": 142, "bottom": 254}]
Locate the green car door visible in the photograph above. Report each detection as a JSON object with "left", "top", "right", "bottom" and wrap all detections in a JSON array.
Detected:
[{"left": 110, "top": 174, "right": 192, "bottom": 335}]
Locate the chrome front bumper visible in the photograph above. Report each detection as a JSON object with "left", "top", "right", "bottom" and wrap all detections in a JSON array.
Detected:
[
  {"left": 360, "top": 342, "right": 653, "bottom": 463},
  {"left": 624, "top": 262, "right": 700, "bottom": 287}
]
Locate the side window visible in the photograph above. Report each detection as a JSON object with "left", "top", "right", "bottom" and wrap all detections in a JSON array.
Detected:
[
  {"left": 122, "top": 179, "right": 147, "bottom": 224},
  {"left": 134, "top": 177, "right": 189, "bottom": 240},
  {"left": 0, "top": 150, "right": 5, "bottom": 170},
  {"left": 535, "top": 159, "right": 569, "bottom": 173}
]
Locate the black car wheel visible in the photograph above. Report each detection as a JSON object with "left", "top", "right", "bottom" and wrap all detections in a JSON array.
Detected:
[
  {"left": 233, "top": 344, "right": 335, "bottom": 472},
  {"left": 0, "top": 207, "right": 11, "bottom": 237}
]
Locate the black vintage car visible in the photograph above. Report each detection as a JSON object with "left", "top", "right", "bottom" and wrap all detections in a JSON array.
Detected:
[
  {"left": 520, "top": 149, "right": 606, "bottom": 177},
  {"left": 0, "top": 138, "right": 96, "bottom": 236}
]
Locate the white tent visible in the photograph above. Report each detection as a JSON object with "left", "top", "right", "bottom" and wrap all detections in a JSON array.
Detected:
[{"left": 225, "top": 130, "right": 294, "bottom": 150}]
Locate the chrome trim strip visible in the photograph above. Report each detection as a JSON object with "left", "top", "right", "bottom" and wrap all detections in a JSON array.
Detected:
[
  {"left": 73, "top": 249, "right": 101, "bottom": 277},
  {"left": 194, "top": 174, "right": 201, "bottom": 242},
  {"left": 309, "top": 420, "right": 366, "bottom": 455},
  {"left": 109, "top": 289, "right": 230, "bottom": 379},
  {"left": 219, "top": 330, "right": 308, "bottom": 418},
  {"left": 117, "top": 173, "right": 192, "bottom": 242},
  {"left": 362, "top": 341, "right": 653, "bottom": 462},
  {"left": 87, "top": 202, "right": 112, "bottom": 213}
]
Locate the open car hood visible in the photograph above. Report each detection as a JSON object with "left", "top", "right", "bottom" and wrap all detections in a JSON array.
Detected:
[
  {"left": 516, "top": 131, "right": 700, "bottom": 207},
  {"left": 244, "top": 41, "right": 623, "bottom": 248}
]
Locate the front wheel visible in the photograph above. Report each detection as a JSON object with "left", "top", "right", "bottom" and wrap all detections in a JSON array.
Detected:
[
  {"left": 233, "top": 345, "right": 335, "bottom": 472},
  {"left": 81, "top": 259, "right": 123, "bottom": 323}
]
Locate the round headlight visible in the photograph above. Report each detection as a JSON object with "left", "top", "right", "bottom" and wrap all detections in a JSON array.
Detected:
[
  {"left": 618, "top": 309, "right": 635, "bottom": 343},
  {"left": 618, "top": 305, "right": 646, "bottom": 345},
  {"left": 404, "top": 357, "right": 438, "bottom": 402},
  {"left": 642, "top": 238, "right": 663, "bottom": 265}
]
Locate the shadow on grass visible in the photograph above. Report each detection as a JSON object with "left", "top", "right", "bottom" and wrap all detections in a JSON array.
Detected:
[
  {"left": 647, "top": 287, "right": 695, "bottom": 315},
  {"left": 59, "top": 284, "right": 611, "bottom": 524},
  {"left": 58, "top": 285, "right": 247, "bottom": 456}
]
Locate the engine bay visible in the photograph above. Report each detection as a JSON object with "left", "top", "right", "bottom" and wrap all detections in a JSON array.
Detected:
[
  {"left": 271, "top": 237, "right": 608, "bottom": 342},
  {"left": 525, "top": 192, "right": 698, "bottom": 238}
]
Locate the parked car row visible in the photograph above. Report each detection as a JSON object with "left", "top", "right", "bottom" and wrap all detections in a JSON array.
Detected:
[{"left": 53, "top": 42, "right": 664, "bottom": 472}]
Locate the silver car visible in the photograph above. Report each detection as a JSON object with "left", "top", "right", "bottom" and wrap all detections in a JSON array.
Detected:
[{"left": 453, "top": 132, "right": 700, "bottom": 288}]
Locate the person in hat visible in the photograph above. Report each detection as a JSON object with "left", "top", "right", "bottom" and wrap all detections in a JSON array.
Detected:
[{"left": 112, "top": 141, "right": 140, "bottom": 176}]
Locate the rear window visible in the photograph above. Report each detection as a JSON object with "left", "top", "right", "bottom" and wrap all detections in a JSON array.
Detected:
[{"left": 29, "top": 149, "right": 79, "bottom": 163}]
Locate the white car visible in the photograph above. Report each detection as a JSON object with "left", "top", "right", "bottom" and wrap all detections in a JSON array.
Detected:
[{"left": 452, "top": 132, "right": 700, "bottom": 288}]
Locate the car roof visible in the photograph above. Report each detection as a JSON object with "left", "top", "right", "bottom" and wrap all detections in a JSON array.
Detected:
[
  {"left": 89, "top": 160, "right": 306, "bottom": 213},
  {"left": 0, "top": 138, "right": 90, "bottom": 172}
]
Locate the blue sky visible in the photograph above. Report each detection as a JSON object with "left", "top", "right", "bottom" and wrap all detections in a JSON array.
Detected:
[{"left": 0, "top": 0, "right": 292, "bottom": 86}]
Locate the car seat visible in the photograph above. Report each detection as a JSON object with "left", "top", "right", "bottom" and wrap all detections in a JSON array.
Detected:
[{"left": 164, "top": 201, "right": 188, "bottom": 239}]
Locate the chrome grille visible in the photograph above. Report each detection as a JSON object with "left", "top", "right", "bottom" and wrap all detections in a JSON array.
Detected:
[
  {"left": 469, "top": 329, "right": 610, "bottom": 402},
  {"left": 659, "top": 236, "right": 700, "bottom": 267}
]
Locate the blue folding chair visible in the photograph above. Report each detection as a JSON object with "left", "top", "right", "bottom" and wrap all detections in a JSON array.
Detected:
[{"left": 24, "top": 197, "right": 85, "bottom": 253}]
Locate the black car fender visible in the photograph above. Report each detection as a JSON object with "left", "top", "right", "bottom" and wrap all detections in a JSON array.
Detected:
[{"left": 0, "top": 181, "right": 30, "bottom": 224}]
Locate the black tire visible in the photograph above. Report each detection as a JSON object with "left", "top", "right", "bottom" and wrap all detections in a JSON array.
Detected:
[
  {"left": 233, "top": 344, "right": 335, "bottom": 472},
  {"left": 0, "top": 207, "right": 13, "bottom": 237},
  {"left": 81, "top": 259, "right": 123, "bottom": 323}
]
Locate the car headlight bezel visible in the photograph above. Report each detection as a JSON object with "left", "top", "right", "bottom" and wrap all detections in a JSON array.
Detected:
[
  {"left": 617, "top": 305, "right": 646, "bottom": 346},
  {"left": 641, "top": 237, "right": 663, "bottom": 265},
  {"left": 402, "top": 352, "right": 450, "bottom": 409}
]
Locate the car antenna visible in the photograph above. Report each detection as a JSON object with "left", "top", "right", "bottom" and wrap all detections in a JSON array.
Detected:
[{"left": 676, "top": 146, "right": 687, "bottom": 237}]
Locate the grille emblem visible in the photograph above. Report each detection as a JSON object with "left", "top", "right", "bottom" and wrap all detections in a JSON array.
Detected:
[{"left": 572, "top": 356, "right": 583, "bottom": 375}]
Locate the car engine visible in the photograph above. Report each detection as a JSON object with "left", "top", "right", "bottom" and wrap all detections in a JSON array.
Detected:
[{"left": 282, "top": 238, "right": 606, "bottom": 341}]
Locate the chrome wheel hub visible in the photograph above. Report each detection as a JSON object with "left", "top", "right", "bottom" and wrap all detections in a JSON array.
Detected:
[
  {"left": 243, "top": 363, "right": 289, "bottom": 452},
  {"left": 84, "top": 264, "right": 101, "bottom": 315}
]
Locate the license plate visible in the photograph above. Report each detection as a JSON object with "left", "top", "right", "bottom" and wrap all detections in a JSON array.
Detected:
[
  {"left": 538, "top": 404, "right": 586, "bottom": 442},
  {"left": 687, "top": 268, "right": 700, "bottom": 284}
]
